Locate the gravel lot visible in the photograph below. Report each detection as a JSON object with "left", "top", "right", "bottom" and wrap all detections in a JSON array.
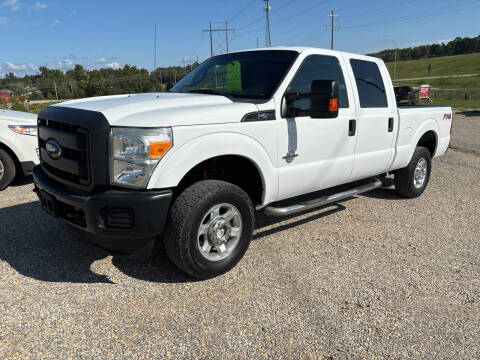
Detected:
[
  {"left": 0, "top": 150, "right": 479, "bottom": 359},
  {"left": 451, "top": 110, "right": 480, "bottom": 154}
]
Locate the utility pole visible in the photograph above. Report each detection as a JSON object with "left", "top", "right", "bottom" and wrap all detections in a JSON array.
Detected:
[
  {"left": 327, "top": 9, "right": 339, "bottom": 50},
  {"left": 225, "top": 22, "right": 230, "bottom": 52},
  {"left": 154, "top": 24, "right": 157, "bottom": 91},
  {"left": 208, "top": 22, "right": 213, "bottom": 57},
  {"left": 264, "top": 0, "right": 271, "bottom": 47},
  {"left": 154, "top": 24, "right": 157, "bottom": 74},
  {"left": 392, "top": 40, "right": 398, "bottom": 80},
  {"left": 203, "top": 22, "right": 235, "bottom": 56},
  {"left": 53, "top": 81, "right": 58, "bottom": 100}
]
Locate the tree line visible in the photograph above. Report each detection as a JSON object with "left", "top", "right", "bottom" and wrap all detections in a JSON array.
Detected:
[
  {"left": 0, "top": 63, "right": 197, "bottom": 101},
  {"left": 369, "top": 35, "right": 480, "bottom": 63}
]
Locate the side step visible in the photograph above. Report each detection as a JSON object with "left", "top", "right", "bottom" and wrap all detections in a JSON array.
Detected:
[{"left": 264, "top": 178, "right": 382, "bottom": 217}]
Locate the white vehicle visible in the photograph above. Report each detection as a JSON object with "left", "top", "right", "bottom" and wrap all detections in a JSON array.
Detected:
[
  {"left": 33, "top": 48, "right": 452, "bottom": 278},
  {"left": 0, "top": 109, "right": 39, "bottom": 190}
]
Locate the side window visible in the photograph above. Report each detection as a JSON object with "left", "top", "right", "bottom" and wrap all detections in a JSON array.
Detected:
[
  {"left": 287, "top": 55, "right": 349, "bottom": 115},
  {"left": 350, "top": 59, "right": 388, "bottom": 108}
]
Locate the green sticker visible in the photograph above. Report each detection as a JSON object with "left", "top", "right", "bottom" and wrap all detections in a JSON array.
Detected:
[{"left": 226, "top": 61, "right": 242, "bottom": 92}]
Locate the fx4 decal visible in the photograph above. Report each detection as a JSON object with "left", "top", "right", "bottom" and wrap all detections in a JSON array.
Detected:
[{"left": 443, "top": 113, "right": 452, "bottom": 120}]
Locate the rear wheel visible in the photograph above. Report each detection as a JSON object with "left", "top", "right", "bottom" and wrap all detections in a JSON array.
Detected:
[
  {"left": 394, "top": 146, "right": 431, "bottom": 198},
  {"left": 0, "top": 149, "right": 16, "bottom": 191},
  {"left": 163, "top": 180, "right": 255, "bottom": 279}
]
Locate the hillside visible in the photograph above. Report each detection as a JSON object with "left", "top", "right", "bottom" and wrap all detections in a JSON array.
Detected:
[
  {"left": 384, "top": 53, "right": 480, "bottom": 108},
  {"left": 385, "top": 53, "right": 480, "bottom": 80}
]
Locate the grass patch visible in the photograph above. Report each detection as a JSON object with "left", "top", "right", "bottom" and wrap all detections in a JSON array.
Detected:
[
  {"left": 387, "top": 54, "right": 480, "bottom": 109},
  {"left": 386, "top": 53, "right": 480, "bottom": 80}
]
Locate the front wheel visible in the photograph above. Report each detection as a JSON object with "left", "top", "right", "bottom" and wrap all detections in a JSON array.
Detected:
[
  {"left": 163, "top": 180, "right": 255, "bottom": 279},
  {"left": 394, "top": 146, "right": 432, "bottom": 198},
  {"left": 0, "top": 149, "right": 16, "bottom": 191}
]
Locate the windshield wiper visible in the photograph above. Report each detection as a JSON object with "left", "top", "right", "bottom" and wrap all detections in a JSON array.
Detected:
[{"left": 187, "top": 89, "right": 233, "bottom": 99}]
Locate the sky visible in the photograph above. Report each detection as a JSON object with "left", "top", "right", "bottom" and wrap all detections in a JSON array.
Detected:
[{"left": 0, "top": 0, "right": 479, "bottom": 77}]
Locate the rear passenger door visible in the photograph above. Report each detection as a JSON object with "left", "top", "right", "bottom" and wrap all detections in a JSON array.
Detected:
[{"left": 348, "top": 58, "right": 397, "bottom": 180}]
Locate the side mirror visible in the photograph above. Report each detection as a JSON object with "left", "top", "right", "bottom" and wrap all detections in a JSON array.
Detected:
[
  {"left": 166, "top": 82, "right": 174, "bottom": 92},
  {"left": 281, "top": 80, "right": 339, "bottom": 119},
  {"left": 310, "top": 80, "right": 339, "bottom": 119}
]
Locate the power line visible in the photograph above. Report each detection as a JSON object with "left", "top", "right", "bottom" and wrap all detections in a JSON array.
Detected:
[
  {"left": 284, "top": 0, "right": 480, "bottom": 47},
  {"left": 340, "top": 0, "right": 480, "bottom": 31},
  {"left": 271, "top": 0, "right": 297, "bottom": 15},
  {"left": 228, "top": 0, "right": 257, "bottom": 23},
  {"left": 234, "top": 0, "right": 331, "bottom": 39},
  {"left": 341, "top": 0, "right": 417, "bottom": 19}
]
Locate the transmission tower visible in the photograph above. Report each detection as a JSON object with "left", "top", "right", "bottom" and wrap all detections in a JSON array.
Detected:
[{"left": 203, "top": 22, "right": 235, "bottom": 57}]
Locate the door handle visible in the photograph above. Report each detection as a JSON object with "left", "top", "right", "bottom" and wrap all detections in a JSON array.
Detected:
[
  {"left": 349, "top": 119, "right": 356, "bottom": 136},
  {"left": 388, "top": 117, "right": 394, "bottom": 132}
]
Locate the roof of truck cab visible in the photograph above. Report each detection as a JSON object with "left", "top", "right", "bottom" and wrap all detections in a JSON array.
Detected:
[{"left": 228, "top": 46, "right": 383, "bottom": 62}]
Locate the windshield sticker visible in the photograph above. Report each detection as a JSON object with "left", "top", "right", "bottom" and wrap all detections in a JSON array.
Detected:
[{"left": 226, "top": 61, "right": 242, "bottom": 92}]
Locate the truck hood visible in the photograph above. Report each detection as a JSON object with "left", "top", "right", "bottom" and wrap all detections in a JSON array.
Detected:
[
  {"left": 0, "top": 109, "right": 37, "bottom": 125},
  {"left": 53, "top": 93, "right": 259, "bottom": 127}
]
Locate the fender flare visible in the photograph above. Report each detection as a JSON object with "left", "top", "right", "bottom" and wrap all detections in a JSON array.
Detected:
[
  {"left": 406, "top": 118, "right": 439, "bottom": 162},
  {"left": 148, "top": 132, "right": 278, "bottom": 204}
]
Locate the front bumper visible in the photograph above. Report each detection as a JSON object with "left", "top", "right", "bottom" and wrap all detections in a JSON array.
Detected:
[{"left": 33, "top": 166, "right": 173, "bottom": 255}]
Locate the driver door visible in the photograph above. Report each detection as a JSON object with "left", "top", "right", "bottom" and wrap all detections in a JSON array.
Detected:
[{"left": 277, "top": 54, "right": 357, "bottom": 200}]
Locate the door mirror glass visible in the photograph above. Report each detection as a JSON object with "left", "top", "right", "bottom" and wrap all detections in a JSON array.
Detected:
[
  {"left": 310, "top": 80, "right": 339, "bottom": 118},
  {"left": 282, "top": 80, "right": 339, "bottom": 119}
]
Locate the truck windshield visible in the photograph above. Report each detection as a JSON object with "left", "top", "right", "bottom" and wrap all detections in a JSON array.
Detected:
[{"left": 171, "top": 50, "right": 298, "bottom": 100}]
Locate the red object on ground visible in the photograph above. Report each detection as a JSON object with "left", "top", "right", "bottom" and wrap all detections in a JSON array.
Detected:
[{"left": 419, "top": 85, "right": 430, "bottom": 99}]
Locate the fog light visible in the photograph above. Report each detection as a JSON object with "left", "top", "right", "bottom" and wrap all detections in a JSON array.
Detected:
[{"left": 103, "top": 208, "right": 134, "bottom": 229}]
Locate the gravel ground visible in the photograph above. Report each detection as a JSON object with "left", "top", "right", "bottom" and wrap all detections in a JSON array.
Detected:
[
  {"left": 0, "top": 150, "right": 479, "bottom": 359},
  {"left": 451, "top": 111, "right": 480, "bottom": 154}
]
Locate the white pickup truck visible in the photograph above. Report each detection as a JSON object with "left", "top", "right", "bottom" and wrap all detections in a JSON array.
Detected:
[
  {"left": 33, "top": 47, "right": 452, "bottom": 278},
  {"left": 0, "top": 109, "right": 39, "bottom": 190}
]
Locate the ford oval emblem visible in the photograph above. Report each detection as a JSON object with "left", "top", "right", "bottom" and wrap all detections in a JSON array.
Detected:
[{"left": 46, "top": 139, "right": 62, "bottom": 160}]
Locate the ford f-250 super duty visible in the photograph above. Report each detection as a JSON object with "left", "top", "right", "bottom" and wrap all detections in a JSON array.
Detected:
[{"left": 33, "top": 47, "right": 452, "bottom": 279}]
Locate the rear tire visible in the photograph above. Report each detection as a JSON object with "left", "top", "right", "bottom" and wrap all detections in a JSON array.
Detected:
[
  {"left": 163, "top": 180, "right": 255, "bottom": 279},
  {"left": 0, "top": 149, "right": 16, "bottom": 191},
  {"left": 394, "top": 146, "right": 431, "bottom": 198}
]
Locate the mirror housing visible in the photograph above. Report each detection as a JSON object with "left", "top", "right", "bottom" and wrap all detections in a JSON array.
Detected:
[{"left": 281, "top": 80, "right": 339, "bottom": 119}]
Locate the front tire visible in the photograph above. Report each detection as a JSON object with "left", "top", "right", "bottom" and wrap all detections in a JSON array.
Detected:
[
  {"left": 394, "top": 146, "right": 432, "bottom": 198},
  {"left": 0, "top": 149, "right": 16, "bottom": 191},
  {"left": 163, "top": 180, "right": 255, "bottom": 279}
]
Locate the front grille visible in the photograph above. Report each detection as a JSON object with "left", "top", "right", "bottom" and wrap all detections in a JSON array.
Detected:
[
  {"left": 38, "top": 117, "right": 90, "bottom": 186},
  {"left": 37, "top": 106, "right": 111, "bottom": 193}
]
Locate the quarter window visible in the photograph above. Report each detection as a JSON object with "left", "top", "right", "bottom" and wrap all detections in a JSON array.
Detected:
[
  {"left": 350, "top": 59, "right": 388, "bottom": 108},
  {"left": 287, "top": 55, "right": 349, "bottom": 116}
]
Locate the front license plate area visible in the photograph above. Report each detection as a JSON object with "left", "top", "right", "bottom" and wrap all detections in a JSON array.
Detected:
[{"left": 40, "top": 190, "right": 58, "bottom": 217}]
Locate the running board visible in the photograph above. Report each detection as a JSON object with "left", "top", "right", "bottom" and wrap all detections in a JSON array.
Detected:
[{"left": 264, "top": 178, "right": 382, "bottom": 217}]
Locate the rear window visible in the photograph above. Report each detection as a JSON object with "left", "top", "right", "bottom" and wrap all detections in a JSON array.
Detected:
[{"left": 350, "top": 59, "right": 388, "bottom": 108}]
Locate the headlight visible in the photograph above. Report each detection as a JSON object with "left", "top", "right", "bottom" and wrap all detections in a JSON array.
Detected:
[
  {"left": 110, "top": 127, "right": 173, "bottom": 188},
  {"left": 8, "top": 125, "right": 37, "bottom": 137}
]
